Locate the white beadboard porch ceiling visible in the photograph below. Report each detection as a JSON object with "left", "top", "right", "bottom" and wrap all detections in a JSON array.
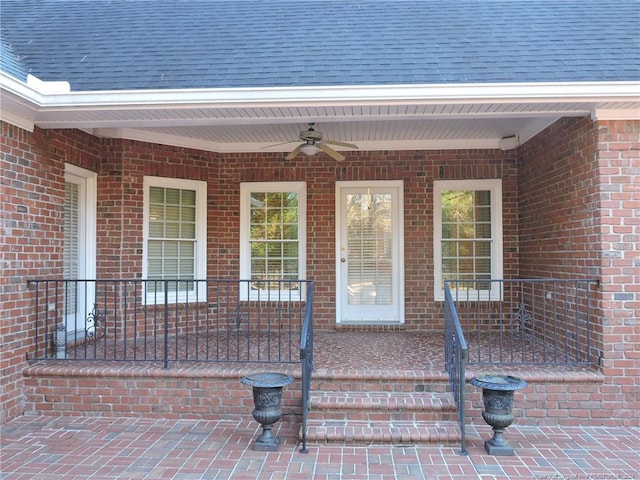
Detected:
[{"left": 2, "top": 79, "right": 639, "bottom": 153}]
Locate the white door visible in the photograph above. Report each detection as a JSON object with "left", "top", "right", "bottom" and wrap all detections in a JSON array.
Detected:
[
  {"left": 63, "top": 165, "right": 96, "bottom": 338},
  {"left": 336, "top": 181, "right": 404, "bottom": 324}
]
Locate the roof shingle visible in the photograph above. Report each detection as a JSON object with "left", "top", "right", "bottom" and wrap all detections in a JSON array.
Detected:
[{"left": 1, "top": 0, "right": 639, "bottom": 91}]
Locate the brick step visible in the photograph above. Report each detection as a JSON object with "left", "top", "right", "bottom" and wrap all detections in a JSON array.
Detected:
[
  {"left": 311, "top": 367, "right": 452, "bottom": 394},
  {"left": 303, "top": 375, "right": 461, "bottom": 445},
  {"left": 303, "top": 419, "right": 462, "bottom": 445},
  {"left": 308, "top": 391, "right": 457, "bottom": 422}
]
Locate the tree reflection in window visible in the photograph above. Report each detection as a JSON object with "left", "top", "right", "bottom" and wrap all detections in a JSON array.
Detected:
[
  {"left": 441, "top": 190, "right": 492, "bottom": 291},
  {"left": 250, "top": 191, "right": 299, "bottom": 291}
]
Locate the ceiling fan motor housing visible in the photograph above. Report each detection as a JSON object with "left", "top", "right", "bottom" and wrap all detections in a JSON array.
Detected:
[{"left": 300, "top": 130, "right": 323, "bottom": 142}]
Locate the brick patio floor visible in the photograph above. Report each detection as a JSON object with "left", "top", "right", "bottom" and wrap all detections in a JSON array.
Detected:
[{"left": 1, "top": 415, "right": 638, "bottom": 480}]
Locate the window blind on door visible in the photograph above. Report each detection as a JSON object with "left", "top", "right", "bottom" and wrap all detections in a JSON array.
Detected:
[
  {"left": 346, "top": 192, "right": 393, "bottom": 306},
  {"left": 64, "top": 182, "right": 80, "bottom": 314}
]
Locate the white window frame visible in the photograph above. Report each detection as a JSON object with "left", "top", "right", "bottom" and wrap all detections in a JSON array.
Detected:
[
  {"left": 63, "top": 164, "right": 97, "bottom": 344},
  {"left": 239, "top": 181, "right": 307, "bottom": 301},
  {"left": 433, "top": 179, "right": 503, "bottom": 301},
  {"left": 142, "top": 176, "right": 207, "bottom": 304}
]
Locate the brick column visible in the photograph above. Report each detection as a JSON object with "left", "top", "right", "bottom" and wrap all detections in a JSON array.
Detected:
[{"left": 596, "top": 119, "right": 640, "bottom": 426}]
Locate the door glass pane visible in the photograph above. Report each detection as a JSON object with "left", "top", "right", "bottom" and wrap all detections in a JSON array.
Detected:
[{"left": 346, "top": 192, "right": 393, "bottom": 305}]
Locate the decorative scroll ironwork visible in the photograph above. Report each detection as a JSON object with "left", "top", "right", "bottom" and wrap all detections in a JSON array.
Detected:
[
  {"left": 86, "top": 303, "right": 105, "bottom": 340},
  {"left": 511, "top": 302, "right": 532, "bottom": 332}
]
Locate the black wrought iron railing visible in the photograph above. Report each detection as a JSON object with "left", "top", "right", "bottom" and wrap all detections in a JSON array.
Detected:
[
  {"left": 299, "top": 281, "right": 314, "bottom": 454},
  {"left": 443, "top": 282, "right": 468, "bottom": 455},
  {"left": 448, "top": 278, "right": 600, "bottom": 366},
  {"left": 27, "top": 278, "right": 314, "bottom": 367}
]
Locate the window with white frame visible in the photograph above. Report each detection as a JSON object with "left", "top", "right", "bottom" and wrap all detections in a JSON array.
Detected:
[
  {"left": 434, "top": 179, "right": 503, "bottom": 301},
  {"left": 143, "top": 176, "right": 207, "bottom": 303},
  {"left": 240, "top": 182, "right": 306, "bottom": 301}
]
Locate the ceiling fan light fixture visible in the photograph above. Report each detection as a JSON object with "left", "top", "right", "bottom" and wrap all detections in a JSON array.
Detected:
[{"left": 300, "top": 142, "right": 319, "bottom": 156}]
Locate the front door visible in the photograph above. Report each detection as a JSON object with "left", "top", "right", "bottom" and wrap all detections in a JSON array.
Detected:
[{"left": 336, "top": 181, "right": 404, "bottom": 324}]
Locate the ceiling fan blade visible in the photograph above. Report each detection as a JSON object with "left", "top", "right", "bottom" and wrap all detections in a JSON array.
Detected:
[
  {"left": 323, "top": 139, "right": 359, "bottom": 150},
  {"left": 317, "top": 143, "right": 345, "bottom": 161},
  {"left": 285, "top": 144, "right": 304, "bottom": 160},
  {"left": 262, "top": 140, "right": 297, "bottom": 149}
]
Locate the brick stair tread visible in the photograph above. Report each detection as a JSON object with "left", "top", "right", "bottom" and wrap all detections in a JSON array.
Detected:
[
  {"left": 309, "top": 391, "right": 455, "bottom": 412},
  {"left": 303, "top": 419, "right": 462, "bottom": 444},
  {"left": 312, "top": 367, "right": 450, "bottom": 381}
]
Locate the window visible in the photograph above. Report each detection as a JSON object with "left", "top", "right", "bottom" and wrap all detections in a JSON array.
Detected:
[
  {"left": 240, "top": 182, "right": 306, "bottom": 301},
  {"left": 434, "top": 179, "right": 503, "bottom": 301},
  {"left": 143, "top": 177, "right": 207, "bottom": 303}
]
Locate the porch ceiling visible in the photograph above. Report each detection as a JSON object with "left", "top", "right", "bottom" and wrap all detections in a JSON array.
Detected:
[{"left": 2, "top": 76, "right": 639, "bottom": 153}]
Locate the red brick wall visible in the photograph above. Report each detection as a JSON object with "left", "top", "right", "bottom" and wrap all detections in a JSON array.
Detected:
[
  {"left": 94, "top": 142, "right": 519, "bottom": 331},
  {"left": 0, "top": 123, "right": 99, "bottom": 421},
  {"left": 518, "top": 117, "right": 640, "bottom": 426},
  {"left": 96, "top": 139, "right": 218, "bottom": 279},
  {"left": 518, "top": 117, "right": 601, "bottom": 278},
  {"left": 22, "top": 364, "right": 301, "bottom": 421}
]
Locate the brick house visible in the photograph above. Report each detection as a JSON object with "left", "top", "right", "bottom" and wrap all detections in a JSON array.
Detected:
[{"left": 1, "top": 0, "right": 638, "bottom": 442}]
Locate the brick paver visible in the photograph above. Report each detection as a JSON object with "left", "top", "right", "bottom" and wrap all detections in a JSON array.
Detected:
[{"left": 1, "top": 416, "right": 638, "bottom": 479}]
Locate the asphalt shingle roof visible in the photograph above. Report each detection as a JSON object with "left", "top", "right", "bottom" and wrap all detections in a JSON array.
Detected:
[
  {"left": 0, "top": 43, "right": 28, "bottom": 82},
  {"left": 1, "top": 0, "right": 639, "bottom": 91}
]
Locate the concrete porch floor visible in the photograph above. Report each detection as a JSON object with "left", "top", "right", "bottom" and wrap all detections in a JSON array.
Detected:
[{"left": 2, "top": 415, "right": 638, "bottom": 479}]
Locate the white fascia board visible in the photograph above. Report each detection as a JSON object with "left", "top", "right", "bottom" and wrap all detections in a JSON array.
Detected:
[
  {"left": 0, "top": 72, "right": 68, "bottom": 130},
  {"left": 0, "top": 72, "right": 40, "bottom": 130},
  {"left": 26, "top": 74, "right": 71, "bottom": 94},
  {"left": 591, "top": 107, "right": 640, "bottom": 120},
  {"left": 0, "top": 99, "right": 36, "bottom": 131},
  {"left": 2, "top": 70, "right": 639, "bottom": 120},
  {"left": 0, "top": 71, "right": 69, "bottom": 103},
  {"left": 26, "top": 81, "right": 640, "bottom": 109}
]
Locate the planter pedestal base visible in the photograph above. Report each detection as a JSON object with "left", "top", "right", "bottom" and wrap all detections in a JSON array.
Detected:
[
  {"left": 471, "top": 374, "right": 527, "bottom": 456},
  {"left": 482, "top": 411, "right": 517, "bottom": 455},
  {"left": 241, "top": 372, "right": 294, "bottom": 452}
]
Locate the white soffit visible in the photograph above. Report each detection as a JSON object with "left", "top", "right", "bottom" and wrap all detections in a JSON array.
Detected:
[{"left": 2, "top": 74, "right": 639, "bottom": 152}]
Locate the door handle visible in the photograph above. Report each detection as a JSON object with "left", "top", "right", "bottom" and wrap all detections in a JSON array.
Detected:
[{"left": 340, "top": 258, "right": 346, "bottom": 263}]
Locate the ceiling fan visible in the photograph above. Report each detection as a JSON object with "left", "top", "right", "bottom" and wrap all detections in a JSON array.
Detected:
[{"left": 278, "top": 123, "right": 358, "bottom": 161}]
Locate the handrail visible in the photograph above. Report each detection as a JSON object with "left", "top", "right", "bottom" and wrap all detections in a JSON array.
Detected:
[
  {"left": 299, "top": 281, "right": 314, "bottom": 453},
  {"left": 444, "top": 282, "right": 468, "bottom": 455}
]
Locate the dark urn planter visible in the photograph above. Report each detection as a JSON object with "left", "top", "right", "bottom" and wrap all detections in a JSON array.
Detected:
[
  {"left": 240, "top": 372, "right": 294, "bottom": 452},
  {"left": 471, "top": 374, "right": 528, "bottom": 456}
]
